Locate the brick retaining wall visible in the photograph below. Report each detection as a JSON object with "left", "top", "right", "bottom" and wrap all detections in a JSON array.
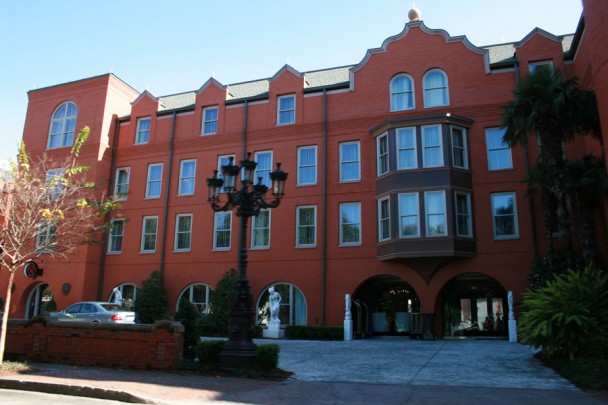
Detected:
[{"left": 4, "top": 317, "right": 184, "bottom": 370}]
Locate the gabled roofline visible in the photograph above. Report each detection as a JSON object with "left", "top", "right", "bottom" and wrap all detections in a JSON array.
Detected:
[
  {"left": 270, "top": 64, "right": 302, "bottom": 82},
  {"left": 196, "top": 77, "right": 226, "bottom": 95},
  {"left": 132, "top": 90, "right": 160, "bottom": 107},
  {"left": 516, "top": 27, "right": 562, "bottom": 48},
  {"left": 27, "top": 73, "right": 140, "bottom": 96}
]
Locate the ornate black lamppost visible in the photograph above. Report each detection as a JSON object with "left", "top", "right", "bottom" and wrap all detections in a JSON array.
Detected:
[{"left": 206, "top": 153, "right": 287, "bottom": 369}]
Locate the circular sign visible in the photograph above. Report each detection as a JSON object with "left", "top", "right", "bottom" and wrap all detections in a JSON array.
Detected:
[{"left": 23, "top": 262, "right": 41, "bottom": 279}]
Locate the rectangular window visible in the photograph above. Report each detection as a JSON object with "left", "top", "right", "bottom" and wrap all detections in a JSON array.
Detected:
[
  {"left": 251, "top": 209, "right": 270, "bottom": 248},
  {"left": 398, "top": 193, "right": 419, "bottom": 237},
  {"left": 146, "top": 163, "right": 163, "bottom": 198},
  {"left": 296, "top": 205, "right": 316, "bottom": 247},
  {"left": 297, "top": 146, "right": 317, "bottom": 186},
  {"left": 486, "top": 128, "right": 513, "bottom": 170},
  {"left": 340, "top": 202, "right": 362, "bottom": 245},
  {"left": 529, "top": 60, "right": 554, "bottom": 74},
  {"left": 491, "top": 192, "right": 519, "bottom": 239},
  {"left": 114, "top": 167, "right": 130, "bottom": 200},
  {"left": 45, "top": 168, "right": 65, "bottom": 201},
  {"left": 254, "top": 151, "right": 272, "bottom": 187},
  {"left": 136, "top": 117, "right": 150, "bottom": 144},
  {"left": 36, "top": 220, "right": 57, "bottom": 251},
  {"left": 217, "top": 154, "right": 236, "bottom": 192},
  {"left": 397, "top": 127, "right": 417, "bottom": 170},
  {"left": 451, "top": 127, "right": 468, "bottom": 169},
  {"left": 277, "top": 94, "right": 295, "bottom": 125},
  {"left": 178, "top": 159, "right": 196, "bottom": 196},
  {"left": 108, "top": 219, "right": 125, "bottom": 253},
  {"left": 213, "top": 212, "right": 232, "bottom": 250},
  {"left": 425, "top": 191, "right": 447, "bottom": 236},
  {"left": 455, "top": 192, "right": 473, "bottom": 237},
  {"left": 202, "top": 106, "right": 218, "bottom": 135},
  {"left": 174, "top": 214, "right": 192, "bottom": 251},
  {"left": 377, "top": 133, "right": 389, "bottom": 176},
  {"left": 340, "top": 141, "right": 361, "bottom": 182},
  {"left": 422, "top": 125, "right": 443, "bottom": 167},
  {"left": 140, "top": 216, "right": 158, "bottom": 253},
  {"left": 378, "top": 197, "right": 390, "bottom": 241}
]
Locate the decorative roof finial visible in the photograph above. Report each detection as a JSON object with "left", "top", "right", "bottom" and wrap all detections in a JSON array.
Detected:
[{"left": 408, "top": 3, "right": 421, "bottom": 22}]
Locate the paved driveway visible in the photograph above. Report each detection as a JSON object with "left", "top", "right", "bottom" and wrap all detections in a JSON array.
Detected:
[{"left": 271, "top": 338, "right": 576, "bottom": 390}]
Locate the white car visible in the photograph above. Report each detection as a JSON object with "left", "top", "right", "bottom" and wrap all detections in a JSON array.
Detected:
[{"left": 51, "top": 301, "right": 136, "bottom": 324}]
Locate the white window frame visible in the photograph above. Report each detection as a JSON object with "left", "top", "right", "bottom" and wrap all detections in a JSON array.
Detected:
[
  {"left": 491, "top": 192, "right": 519, "bottom": 239},
  {"left": 135, "top": 117, "right": 151, "bottom": 144},
  {"left": 254, "top": 150, "right": 273, "bottom": 188},
  {"left": 297, "top": 146, "right": 317, "bottom": 186},
  {"left": 455, "top": 192, "right": 473, "bottom": 238},
  {"left": 47, "top": 101, "right": 77, "bottom": 149},
  {"left": 251, "top": 209, "right": 271, "bottom": 249},
  {"left": 378, "top": 197, "right": 391, "bottom": 242},
  {"left": 296, "top": 205, "right": 317, "bottom": 248},
  {"left": 145, "top": 163, "right": 163, "bottom": 199},
  {"left": 422, "top": 125, "right": 444, "bottom": 168},
  {"left": 177, "top": 283, "right": 212, "bottom": 315},
  {"left": 114, "top": 167, "right": 130, "bottom": 201},
  {"left": 213, "top": 211, "right": 232, "bottom": 250},
  {"left": 377, "top": 133, "right": 389, "bottom": 176},
  {"left": 36, "top": 220, "right": 57, "bottom": 252},
  {"left": 423, "top": 69, "right": 450, "bottom": 108},
  {"left": 486, "top": 128, "right": 513, "bottom": 171},
  {"left": 256, "top": 283, "right": 307, "bottom": 326},
  {"left": 397, "top": 127, "right": 417, "bottom": 170},
  {"left": 451, "top": 127, "right": 468, "bottom": 169},
  {"left": 108, "top": 218, "right": 125, "bottom": 254},
  {"left": 398, "top": 192, "right": 420, "bottom": 238},
  {"left": 339, "top": 202, "right": 362, "bottom": 246},
  {"left": 339, "top": 141, "right": 361, "bottom": 183},
  {"left": 140, "top": 216, "right": 158, "bottom": 253},
  {"left": 45, "top": 168, "right": 65, "bottom": 202},
  {"left": 390, "top": 74, "right": 415, "bottom": 111},
  {"left": 202, "top": 106, "right": 218, "bottom": 135},
  {"left": 178, "top": 159, "right": 196, "bottom": 196},
  {"left": 174, "top": 213, "right": 193, "bottom": 252},
  {"left": 277, "top": 94, "right": 295, "bottom": 125},
  {"left": 424, "top": 191, "right": 447, "bottom": 237}
]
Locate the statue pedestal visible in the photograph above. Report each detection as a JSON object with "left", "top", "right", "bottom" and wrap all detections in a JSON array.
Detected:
[
  {"left": 344, "top": 319, "right": 353, "bottom": 341},
  {"left": 509, "top": 319, "right": 517, "bottom": 343},
  {"left": 263, "top": 327, "right": 284, "bottom": 339}
]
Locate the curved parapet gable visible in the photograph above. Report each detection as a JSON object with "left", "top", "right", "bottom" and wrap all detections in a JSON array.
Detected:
[{"left": 350, "top": 20, "right": 490, "bottom": 89}]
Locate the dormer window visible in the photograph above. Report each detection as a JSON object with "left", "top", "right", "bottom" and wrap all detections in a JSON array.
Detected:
[
  {"left": 202, "top": 106, "right": 218, "bottom": 135},
  {"left": 48, "top": 102, "right": 77, "bottom": 149},
  {"left": 135, "top": 117, "right": 150, "bottom": 144},
  {"left": 390, "top": 74, "right": 415, "bottom": 111},
  {"left": 277, "top": 94, "right": 295, "bottom": 125},
  {"left": 529, "top": 60, "right": 553, "bottom": 74},
  {"left": 423, "top": 69, "right": 449, "bottom": 108}
]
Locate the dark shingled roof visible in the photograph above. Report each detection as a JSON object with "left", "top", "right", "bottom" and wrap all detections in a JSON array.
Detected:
[{"left": 155, "top": 35, "right": 574, "bottom": 113}]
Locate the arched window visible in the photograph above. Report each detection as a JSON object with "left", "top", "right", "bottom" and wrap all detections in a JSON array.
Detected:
[
  {"left": 423, "top": 69, "right": 449, "bottom": 108},
  {"left": 48, "top": 102, "right": 78, "bottom": 149},
  {"left": 256, "top": 283, "right": 307, "bottom": 326},
  {"left": 108, "top": 283, "right": 139, "bottom": 310},
  {"left": 177, "top": 283, "right": 213, "bottom": 316},
  {"left": 26, "top": 283, "right": 54, "bottom": 319},
  {"left": 390, "top": 74, "right": 415, "bottom": 111}
]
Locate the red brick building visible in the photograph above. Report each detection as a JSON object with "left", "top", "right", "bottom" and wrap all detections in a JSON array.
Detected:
[{"left": 2, "top": 1, "right": 606, "bottom": 338}]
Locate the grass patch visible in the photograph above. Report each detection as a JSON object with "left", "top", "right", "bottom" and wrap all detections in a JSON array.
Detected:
[
  {"left": 0, "top": 361, "right": 35, "bottom": 376},
  {"left": 541, "top": 355, "right": 608, "bottom": 390}
]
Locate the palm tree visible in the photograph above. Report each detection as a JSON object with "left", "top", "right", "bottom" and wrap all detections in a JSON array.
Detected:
[
  {"left": 501, "top": 67, "right": 601, "bottom": 253},
  {"left": 564, "top": 155, "right": 608, "bottom": 265}
]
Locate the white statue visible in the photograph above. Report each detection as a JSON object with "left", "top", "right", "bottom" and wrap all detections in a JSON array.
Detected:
[
  {"left": 345, "top": 293, "right": 352, "bottom": 321},
  {"left": 508, "top": 291, "right": 514, "bottom": 320},
  {"left": 112, "top": 287, "right": 122, "bottom": 306},
  {"left": 268, "top": 286, "right": 281, "bottom": 328}
]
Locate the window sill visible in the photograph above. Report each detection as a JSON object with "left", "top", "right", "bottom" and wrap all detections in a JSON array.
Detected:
[
  {"left": 139, "top": 250, "right": 156, "bottom": 254},
  {"left": 173, "top": 249, "right": 191, "bottom": 253},
  {"left": 295, "top": 244, "right": 317, "bottom": 249},
  {"left": 339, "top": 243, "right": 362, "bottom": 247},
  {"left": 106, "top": 251, "right": 122, "bottom": 255}
]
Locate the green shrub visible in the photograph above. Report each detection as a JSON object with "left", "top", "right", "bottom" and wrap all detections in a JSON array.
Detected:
[
  {"left": 208, "top": 269, "right": 238, "bottom": 336},
  {"left": 255, "top": 344, "right": 279, "bottom": 371},
  {"left": 519, "top": 265, "right": 608, "bottom": 359},
  {"left": 175, "top": 298, "right": 200, "bottom": 358},
  {"left": 285, "top": 325, "right": 344, "bottom": 340},
  {"left": 194, "top": 340, "right": 225, "bottom": 368},
  {"left": 134, "top": 270, "right": 168, "bottom": 324}
]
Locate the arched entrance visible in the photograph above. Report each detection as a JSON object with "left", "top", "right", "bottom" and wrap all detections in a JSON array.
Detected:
[
  {"left": 440, "top": 273, "right": 508, "bottom": 338},
  {"left": 353, "top": 275, "right": 420, "bottom": 337},
  {"left": 26, "top": 283, "right": 54, "bottom": 319}
]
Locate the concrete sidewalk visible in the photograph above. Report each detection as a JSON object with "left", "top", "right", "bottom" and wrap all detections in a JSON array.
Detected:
[{"left": 0, "top": 338, "right": 606, "bottom": 404}]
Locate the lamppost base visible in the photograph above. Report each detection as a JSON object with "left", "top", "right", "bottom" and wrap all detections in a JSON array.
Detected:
[{"left": 220, "top": 340, "right": 257, "bottom": 370}]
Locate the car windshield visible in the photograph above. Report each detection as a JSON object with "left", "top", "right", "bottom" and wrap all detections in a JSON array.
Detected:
[{"left": 99, "top": 303, "right": 122, "bottom": 311}]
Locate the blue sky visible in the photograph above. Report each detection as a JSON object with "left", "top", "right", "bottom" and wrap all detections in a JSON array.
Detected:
[{"left": 0, "top": 0, "right": 583, "bottom": 164}]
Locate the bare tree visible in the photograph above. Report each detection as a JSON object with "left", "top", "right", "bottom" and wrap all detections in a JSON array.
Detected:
[{"left": 0, "top": 127, "right": 117, "bottom": 364}]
